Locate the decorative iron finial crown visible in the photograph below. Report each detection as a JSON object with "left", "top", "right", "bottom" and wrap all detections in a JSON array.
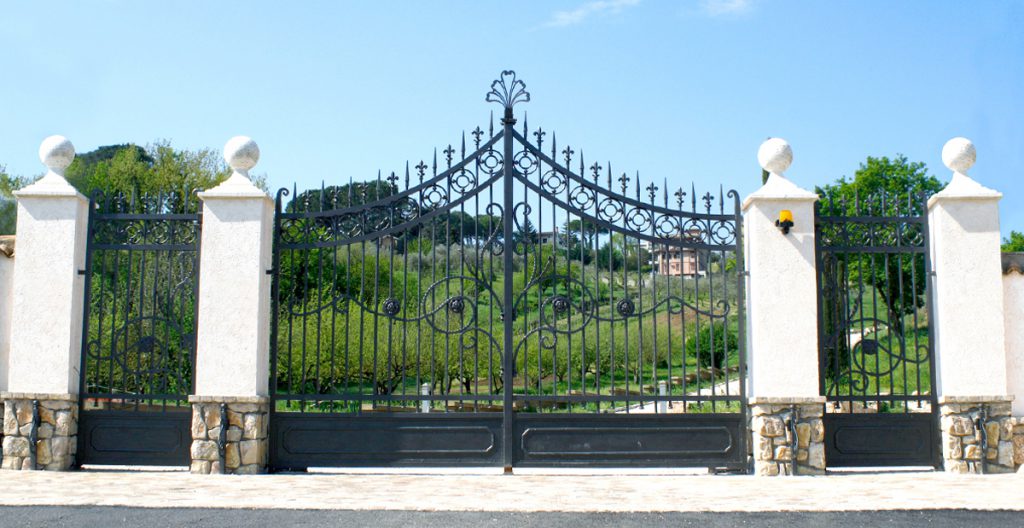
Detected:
[{"left": 486, "top": 70, "right": 530, "bottom": 120}]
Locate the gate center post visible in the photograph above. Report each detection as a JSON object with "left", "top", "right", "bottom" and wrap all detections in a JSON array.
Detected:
[
  {"left": 500, "top": 106, "right": 517, "bottom": 473},
  {"left": 189, "top": 137, "right": 273, "bottom": 475},
  {"left": 743, "top": 138, "right": 825, "bottom": 476}
]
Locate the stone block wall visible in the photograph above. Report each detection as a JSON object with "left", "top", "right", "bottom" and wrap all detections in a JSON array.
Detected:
[
  {"left": 750, "top": 398, "right": 826, "bottom": 476},
  {"left": 189, "top": 396, "right": 268, "bottom": 475},
  {"left": 1, "top": 393, "right": 77, "bottom": 470},
  {"left": 938, "top": 397, "right": 1016, "bottom": 474}
]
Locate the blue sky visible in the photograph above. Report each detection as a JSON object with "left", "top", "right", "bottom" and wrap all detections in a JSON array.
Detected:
[{"left": 1, "top": 1, "right": 1022, "bottom": 232}]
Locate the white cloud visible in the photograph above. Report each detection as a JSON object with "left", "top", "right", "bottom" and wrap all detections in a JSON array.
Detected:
[
  {"left": 543, "top": 0, "right": 642, "bottom": 28},
  {"left": 701, "top": 0, "right": 753, "bottom": 16}
]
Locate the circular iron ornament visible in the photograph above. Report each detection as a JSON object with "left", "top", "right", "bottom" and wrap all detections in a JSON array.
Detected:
[
  {"left": 597, "top": 197, "right": 624, "bottom": 223},
  {"left": 551, "top": 295, "right": 570, "bottom": 315},
  {"left": 479, "top": 149, "right": 503, "bottom": 174},
  {"left": 381, "top": 298, "right": 401, "bottom": 317},
  {"left": 513, "top": 151, "right": 539, "bottom": 175},
  {"left": 540, "top": 169, "right": 567, "bottom": 195},
  {"left": 616, "top": 298, "right": 635, "bottom": 317},
  {"left": 449, "top": 169, "right": 476, "bottom": 194},
  {"left": 447, "top": 296, "right": 465, "bottom": 315}
]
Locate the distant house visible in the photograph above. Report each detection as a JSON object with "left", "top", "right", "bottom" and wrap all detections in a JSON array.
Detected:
[
  {"left": 646, "top": 229, "right": 707, "bottom": 277},
  {"left": 537, "top": 228, "right": 564, "bottom": 246}
]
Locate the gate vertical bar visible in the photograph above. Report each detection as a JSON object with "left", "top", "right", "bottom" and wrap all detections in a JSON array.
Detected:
[
  {"left": 501, "top": 103, "right": 516, "bottom": 473},
  {"left": 732, "top": 190, "right": 748, "bottom": 472},
  {"left": 921, "top": 191, "right": 942, "bottom": 469}
]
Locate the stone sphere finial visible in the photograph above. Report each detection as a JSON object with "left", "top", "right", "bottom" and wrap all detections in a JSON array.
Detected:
[
  {"left": 942, "top": 137, "right": 976, "bottom": 174},
  {"left": 757, "top": 137, "right": 792, "bottom": 175},
  {"left": 223, "top": 136, "right": 260, "bottom": 173},
  {"left": 38, "top": 135, "right": 75, "bottom": 173}
]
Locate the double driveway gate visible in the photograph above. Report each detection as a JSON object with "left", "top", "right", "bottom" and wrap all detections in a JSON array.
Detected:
[
  {"left": 815, "top": 191, "right": 941, "bottom": 468},
  {"left": 269, "top": 72, "right": 748, "bottom": 470}
]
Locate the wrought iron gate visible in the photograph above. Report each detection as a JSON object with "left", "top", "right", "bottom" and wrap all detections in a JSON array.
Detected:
[
  {"left": 269, "top": 72, "right": 747, "bottom": 470},
  {"left": 815, "top": 191, "right": 940, "bottom": 468},
  {"left": 77, "top": 192, "right": 200, "bottom": 466}
]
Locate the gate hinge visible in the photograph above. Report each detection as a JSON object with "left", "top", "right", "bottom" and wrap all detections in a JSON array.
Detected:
[
  {"left": 266, "top": 268, "right": 274, "bottom": 275},
  {"left": 77, "top": 269, "right": 86, "bottom": 276}
]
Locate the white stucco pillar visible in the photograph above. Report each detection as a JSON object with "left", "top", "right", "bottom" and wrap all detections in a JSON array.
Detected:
[
  {"left": 0, "top": 236, "right": 15, "bottom": 392},
  {"left": 189, "top": 137, "right": 272, "bottom": 475},
  {"left": 6, "top": 136, "right": 89, "bottom": 396},
  {"left": 193, "top": 137, "right": 273, "bottom": 398},
  {"left": 743, "top": 139, "right": 821, "bottom": 399},
  {"left": 928, "top": 138, "right": 1008, "bottom": 399},
  {"left": 2, "top": 136, "right": 87, "bottom": 471},
  {"left": 743, "top": 139, "right": 826, "bottom": 476}
]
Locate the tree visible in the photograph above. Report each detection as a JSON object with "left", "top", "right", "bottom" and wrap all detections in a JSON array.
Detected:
[
  {"left": 1002, "top": 231, "right": 1024, "bottom": 252},
  {"left": 65, "top": 141, "right": 244, "bottom": 212},
  {"left": 0, "top": 166, "right": 33, "bottom": 235},
  {"left": 815, "top": 155, "right": 942, "bottom": 209},
  {"left": 816, "top": 155, "right": 944, "bottom": 379}
]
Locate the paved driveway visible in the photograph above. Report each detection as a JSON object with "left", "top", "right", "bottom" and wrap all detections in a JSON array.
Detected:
[{"left": 0, "top": 468, "right": 1020, "bottom": 512}]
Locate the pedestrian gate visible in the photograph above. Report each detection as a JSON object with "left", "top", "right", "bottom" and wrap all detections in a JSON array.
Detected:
[
  {"left": 269, "top": 72, "right": 748, "bottom": 470},
  {"left": 77, "top": 192, "right": 200, "bottom": 466},
  {"left": 815, "top": 191, "right": 941, "bottom": 468}
]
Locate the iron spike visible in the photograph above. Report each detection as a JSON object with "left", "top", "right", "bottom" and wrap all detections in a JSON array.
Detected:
[
  {"left": 579, "top": 150, "right": 585, "bottom": 178},
  {"left": 489, "top": 110, "right": 494, "bottom": 137},
  {"left": 720, "top": 184, "right": 724, "bottom": 214},
  {"left": 523, "top": 111, "right": 528, "bottom": 138},
  {"left": 691, "top": 183, "right": 696, "bottom": 212},
  {"left": 663, "top": 178, "right": 668, "bottom": 207},
  {"left": 320, "top": 180, "right": 326, "bottom": 210},
  {"left": 551, "top": 132, "right": 557, "bottom": 160},
  {"left": 433, "top": 149, "right": 437, "bottom": 176},
  {"left": 607, "top": 162, "right": 612, "bottom": 188},
  {"left": 461, "top": 131, "right": 466, "bottom": 159},
  {"left": 635, "top": 172, "right": 641, "bottom": 199}
]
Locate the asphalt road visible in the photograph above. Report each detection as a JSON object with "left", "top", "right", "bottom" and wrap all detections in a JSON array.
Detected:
[{"left": 0, "top": 507, "right": 1019, "bottom": 527}]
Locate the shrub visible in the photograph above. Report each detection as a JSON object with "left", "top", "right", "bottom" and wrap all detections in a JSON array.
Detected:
[{"left": 684, "top": 322, "right": 738, "bottom": 369}]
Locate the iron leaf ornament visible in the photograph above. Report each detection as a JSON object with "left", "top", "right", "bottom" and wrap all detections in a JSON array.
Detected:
[{"left": 486, "top": 70, "right": 530, "bottom": 120}]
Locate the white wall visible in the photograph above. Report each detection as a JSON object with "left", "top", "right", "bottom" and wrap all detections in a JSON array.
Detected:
[
  {"left": 1003, "top": 271, "right": 1024, "bottom": 415},
  {"left": 0, "top": 238, "right": 14, "bottom": 392}
]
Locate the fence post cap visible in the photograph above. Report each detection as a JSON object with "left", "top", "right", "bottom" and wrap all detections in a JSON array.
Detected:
[
  {"left": 223, "top": 136, "right": 260, "bottom": 173},
  {"left": 38, "top": 135, "right": 75, "bottom": 173},
  {"left": 757, "top": 137, "right": 792, "bottom": 176},
  {"left": 942, "top": 137, "right": 976, "bottom": 174}
]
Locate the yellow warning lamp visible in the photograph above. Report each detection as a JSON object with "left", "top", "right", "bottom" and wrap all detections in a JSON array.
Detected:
[{"left": 775, "top": 209, "right": 794, "bottom": 234}]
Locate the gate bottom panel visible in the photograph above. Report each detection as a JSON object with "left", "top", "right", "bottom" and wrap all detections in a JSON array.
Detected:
[
  {"left": 77, "top": 410, "right": 191, "bottom": 466},
  {"left": 824, "top": 412, "right": 938, "bottom": 468},
  {"left": 512, "top": 413, "right": 746, "bottom": 468},
  {"left": 269, "top": 412, "right": 503, "bottom": 469}
]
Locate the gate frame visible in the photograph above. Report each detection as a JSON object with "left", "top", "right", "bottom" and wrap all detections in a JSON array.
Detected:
[
  {"left": 267, "top": 71, "right": 748, "bottom": 472},
  {"left": 813, "top": 192, "right": 942, "bottom": 469},
  {"left": 76, "top": 192, "right": 201, "bottom": 467}
]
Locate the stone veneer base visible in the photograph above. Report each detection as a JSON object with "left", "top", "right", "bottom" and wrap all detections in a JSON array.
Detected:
[
  {"left": 1, "top": 392, "right": 78, "bottom": 471},
  {"left": 189, "top": 396, "right": 269, "bottom": 475},
  {"left": 938, "top": 396, "right": 1017, "bottom": 474},
  {"left": 749, "top": 397, "right": 826, "bottom": 476}
]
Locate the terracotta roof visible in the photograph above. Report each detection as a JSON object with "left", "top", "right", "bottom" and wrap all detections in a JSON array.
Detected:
[
  {"left": 1002, "top": 252, "right": 1024, "bottom": 275},
  {"left": 0, "top": 235, "right": 13, "bottom": 258}
]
